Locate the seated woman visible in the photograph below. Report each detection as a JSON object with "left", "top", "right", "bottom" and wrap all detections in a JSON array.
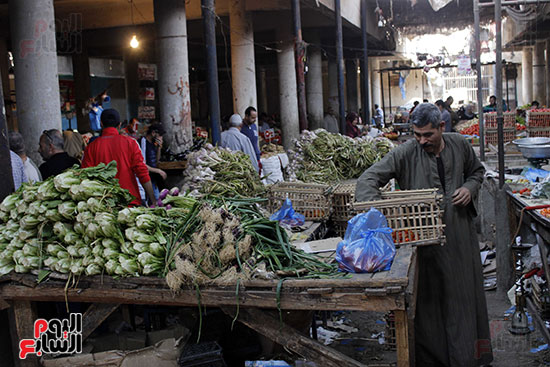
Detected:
[{"left": 345, "top": 112, "right": 362, "bottom": 138}]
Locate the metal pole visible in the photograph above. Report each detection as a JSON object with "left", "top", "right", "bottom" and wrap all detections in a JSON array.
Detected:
[
  {"left": 506, "top": 67, "right": 510, "bottom": 109},
  {"left": 474, "top": 0, "right": 486, "bottom": 161},
  {"left": 0, "top": 68, "right": 14, "bottom": 200},
  {"left": 361, "top": 0, "right": 370, "bottom": 125},
  {"left": 292, "top": 0, "right": 308, "bottom": 132},
  {"left": 387, "top": 72, "right": 392, "bottom": 118},
  {"left": 201, "top": 0, "right": 221, "bottom": 144},
  {"left": 381, "top": 71, "right": 385, "bottom": 120},
  {"left": 335, "top": 0, "right": 346, "bottom": 133},
  {"left": 495, "top": 0, "right": 505, "bottom": 188}
]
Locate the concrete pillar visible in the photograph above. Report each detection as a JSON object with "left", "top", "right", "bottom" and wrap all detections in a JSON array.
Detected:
[
  {"left": 346, "top": 59, "right": 359, "bottom": 113},
  {"left": 9, "top": 0, "right": 62, "bottom": 163},
  {"left": 0, "top": 38, "right": 13, "bottom": 131},
  {"left": 522, "top": 47, "right": 533, "bottom": 105},
  {"left": 547, "top": 39, "right": 550, "bottom": 107},
  {"left": 72, "top": 48, "right": 91, "bottom": 133},
  {"left": 277, "top": 26, "right": 299, "bottom": 150},
  {"left": 229, "top": 0, "right": 257, "bottom": 116},
  {"left": 306, "top": 46, "right": 323, "bottom": 130},
  {"left": 371, "top": 59, "right": 381, "bottom": 111},
  {"left": 154, "top": 0, "right": 193, "bottom": 153},
  {"left": 327, "top": 57, "right": 339, "bottom": 118},
  {"left": 258, "top": 66, "right": 268, "bottom": 114},
  {"left": 533, "top": 41, "right": 546, "bottom": 105}
]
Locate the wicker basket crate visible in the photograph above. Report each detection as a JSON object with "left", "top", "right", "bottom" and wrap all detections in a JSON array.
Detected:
[
  {"left": 352, "top": 189, "right": 445, "bottom": 247},
  {"left": 331, "top": 181, "right": 394, "bottom": 222},
  {"left": 485, "top": 128, "right": 516, "bottom": 146},
  {"left": 485, "top": 112, "right": 516, "bottom": 129},
  {"left": 527, "top": 110, "right": 550, "bottom": 127},
  {"left": 267, "top": 182, "right": 331, "bottom": 221},
  {"left": 527, "top": 127, "right": 550, "bottom": 138}
]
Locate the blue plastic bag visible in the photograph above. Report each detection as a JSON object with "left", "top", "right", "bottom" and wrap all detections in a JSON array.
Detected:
[
  {"left": 336, "top": 208, "right": 396, "bottom": 273},
  {"left": 270, "top": 198, "right": 305, "bottom": 227}
]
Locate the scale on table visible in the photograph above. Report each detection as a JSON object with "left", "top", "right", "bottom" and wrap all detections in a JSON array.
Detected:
[{"left": 513, "top": 138, "right": 550, "bottom": 169}]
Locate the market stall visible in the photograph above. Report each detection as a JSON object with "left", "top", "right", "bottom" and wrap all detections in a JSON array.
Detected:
[{"left": 0, "top": 245, "right": 417, "bottom": 367}]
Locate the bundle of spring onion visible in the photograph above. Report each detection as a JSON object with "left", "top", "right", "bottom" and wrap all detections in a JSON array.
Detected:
[
  {"left": 287, "top": 129, "right": 394, "bottom": 184},
  {"left": 181, "top": 145, "right": 265, "bottom": 198},
  {"left": 165, "top": 196, "right": 343, "bottom": 290},
  {"left": 0, "top": 161, "right": 197, "bottom": 277}
]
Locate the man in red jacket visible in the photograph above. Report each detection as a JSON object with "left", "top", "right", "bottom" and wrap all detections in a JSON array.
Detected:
[{"left": 82, "top": 109, "right": 156, "bottom": 206}]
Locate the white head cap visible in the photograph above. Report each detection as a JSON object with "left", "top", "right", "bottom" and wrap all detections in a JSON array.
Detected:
[{"left": 229, "top": 114, "right": 243, "bottom": 127}]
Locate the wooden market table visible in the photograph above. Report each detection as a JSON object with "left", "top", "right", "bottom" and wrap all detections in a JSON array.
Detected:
[{"left": 0, "top": 246, "right": 418, "bottom": 367}]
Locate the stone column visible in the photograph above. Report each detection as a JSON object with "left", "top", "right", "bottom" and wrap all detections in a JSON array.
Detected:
[
  {"left": 306, "top": 45, "right": 323, "bottom": 130},
  {"left": 327, "top": 57, "right": 339, "bottom": 118},
  {"left": 371, "top": 59, "right": 381, "bottom": 111},
  {"left": 257, "top": 66, "right": 268, "bottom": 114},
  {"left": 72, "top": 48, "right": 91, "bottom": 133},
  {"left": 522, "top": 47, "right": 533, "bottom": 105},
  {"left": 154, "top": 0, "right": 193, "bottom": 153},
  {"left": 533, "top": 41, "right": 546, "bottom": 105},
  {"left": 9, "top": 0, "right": 62, "bottom": 163},
  {"left": 277, "top": 25, "right": 299, "bottom": 150},
  {"left": 346, "top": 59, "right": 359, "bottom": 113},
  {"left": 229, "top": 0, "right": 257, "bottom": 116}
]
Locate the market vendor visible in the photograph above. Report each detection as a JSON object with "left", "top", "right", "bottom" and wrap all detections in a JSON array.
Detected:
[
  {"left": 345, "top": 112, "right": 362, "bottom": 138},
  {"left": 81, "top": 108, "right": 156, "bottom": 206},
  {"left": 355, "top": 103, "right": 493, "bottom": 366},
  {"left": 220, "top": 114, "right": 260, "bottom": 172}
]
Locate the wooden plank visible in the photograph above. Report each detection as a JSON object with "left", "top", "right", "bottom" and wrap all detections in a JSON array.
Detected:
[
  {"left": 221, "top": 307, "right": 367, "bottom": 367},
  {"left": 405, "top": 248, "right": 418, "bottom": 367},
  {"left": 81, "top": 303, "right": 120, "bottom": 341},
  {"left": 0, "top": 285, "right": 405, "bottom": 312},
  {"left": 6, "top": 272, "right": 409, "bottom": 291},
  {"left": 8, "top": 301, "right": 39, "bottom": 367},
  {"left": 157, "top": 160, "right": 187, "bottom": 170},
  {"left": 393, "top": 310, "right": 410, "bottom": 367},
  {"left": 369, "top": 246, "right": 414, "bottom": 287}
]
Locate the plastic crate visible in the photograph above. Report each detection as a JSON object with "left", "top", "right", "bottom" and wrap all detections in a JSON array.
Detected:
[
  {"left": 268, "top": 182, "right": 331, "bottom": 221},
  {"left": 178, "top": 341, "right": 226, "bottom": 367},
  {"left": 527, "top": 110, "right": 550, "bottom": 127},
  {"left": 353, "top": 189, "right": 445, "bottom": 247},
  {"left": 527, "top": 127, "right": 550, "bottom": 138},
  {"left": 484, "top": 112, "right": 516, "bottom": 129},
  {"left": 485, "top": 128, "right": 516, "bottom": 146}
]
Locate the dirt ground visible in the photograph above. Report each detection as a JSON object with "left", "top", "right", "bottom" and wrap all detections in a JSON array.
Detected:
[{"left": 328, "top": 290, "right": 550, "bottom": 366}]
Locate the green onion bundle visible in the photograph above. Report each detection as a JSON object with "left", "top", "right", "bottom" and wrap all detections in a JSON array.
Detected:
[{"left": 287, "top": 129, "right": 394, "bottom": 184}]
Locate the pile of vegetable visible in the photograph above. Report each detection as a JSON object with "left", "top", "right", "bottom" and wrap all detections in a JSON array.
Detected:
[
  {"left": 165, "top": 197, "right": 342, "bottom": 290},
  {"left": 0, "top": 162, "right": 197, "bottom": 277},
  {"left": 287, "top": 129, "right": 394, "bottom": 184},
  {"left": 181, "top": 145, "right": 265, "bottom": 198},
  {"left": 0, "top": 163, "right": 341, "bottom": 285},
  {"left": 459, "top": 123, "right": 479, "bottom": 136}
]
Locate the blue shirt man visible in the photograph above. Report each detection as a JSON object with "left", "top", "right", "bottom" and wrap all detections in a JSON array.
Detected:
[
  {"left": 221, "top": 114, "right": 260, "bottom": 172},
  {"left": 240, "top": 106, "right": 261, "bottom": 161}
]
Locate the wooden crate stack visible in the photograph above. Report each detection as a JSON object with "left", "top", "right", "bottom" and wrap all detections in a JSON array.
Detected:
[
  {"left": 484, "top": 112, "right": 516, "bottom": 146},
  {"left": 267, "top": 182, "right": 332, "bottom": 221},
  {"left": 527, "top": 110, "right": 550, "bottom": 138}
]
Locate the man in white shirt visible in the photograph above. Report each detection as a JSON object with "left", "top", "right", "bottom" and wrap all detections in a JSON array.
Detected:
[
  {"left": 374, "top": 104, "right": 384, "bottom": 128},
  {"left": 9, "top": 131, "right": 42, "bottom": 183},
  {"left": 220, "top": 114, "right": 260, "bottom": 172}
]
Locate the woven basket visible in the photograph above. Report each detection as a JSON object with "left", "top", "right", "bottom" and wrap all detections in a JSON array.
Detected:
[
  {"left": 352, "top": 189, "right": 445, "bottom": 247},
  {"left": 331, "top": 181, "right": 393, "bottom": 222},
  {"left": 267, "top": 182, "right": 332, "bottom": 221}
]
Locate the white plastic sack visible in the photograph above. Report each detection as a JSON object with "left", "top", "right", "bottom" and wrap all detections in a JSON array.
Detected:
[
  {"left": 428, "top": 0, "right": 453, "bottom": 11},
  {"left": 261, "top": 155, "right": 284, "bottom": 185}
]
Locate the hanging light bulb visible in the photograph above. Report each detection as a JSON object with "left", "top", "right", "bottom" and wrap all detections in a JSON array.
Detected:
[{"left": 130, "top": 34, "right": 139, "bottom": 49}]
